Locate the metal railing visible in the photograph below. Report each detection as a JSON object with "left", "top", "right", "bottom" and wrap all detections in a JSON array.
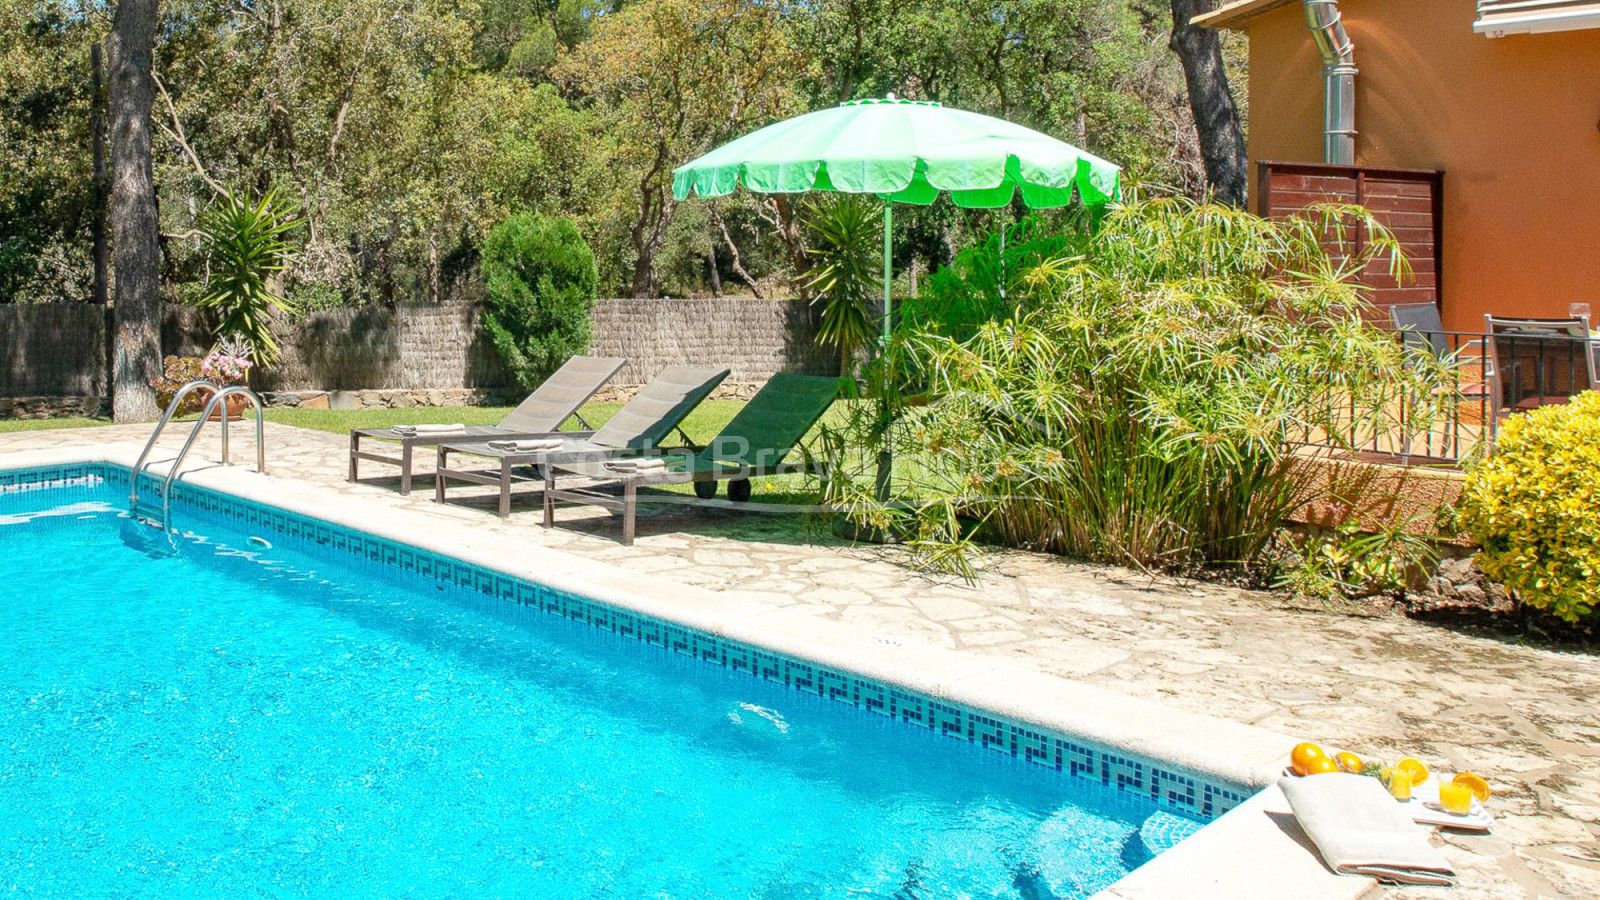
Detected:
[
  {"left": 131, "top": 381, "right": 267, "bottom": 522},
  {"left": 1298, "top": 329, "right": 1597, "bottom": 466},
  {"left": 130, "top": 379, "right": 218, "bottom": 506}
]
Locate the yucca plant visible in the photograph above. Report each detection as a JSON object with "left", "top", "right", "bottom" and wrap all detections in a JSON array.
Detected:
[
  {"left": 194, "top": 187, "right": 303, "bottom": 366},
  {"left": 802, "top": 194, "right": 883, "bottom": 375},
  {"left": 818, "top": 197, "right": 1457, "bottom": 577}
]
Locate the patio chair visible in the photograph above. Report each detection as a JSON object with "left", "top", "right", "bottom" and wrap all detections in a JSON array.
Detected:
[
  {"left": 1483, "top": 314, "right": 1594, "bottom": 423},
  {"left": 541, "top": 373, "right": 840, "bottom": 545},
  {"left": 348, "top": 355, "right": 625, "bottom": 494},
  {"left": 433, "top": 365, "right": 731, "bottom": 517},
  {"left": 1389, "top": 303, "right": 1490, "bottom": 391}
]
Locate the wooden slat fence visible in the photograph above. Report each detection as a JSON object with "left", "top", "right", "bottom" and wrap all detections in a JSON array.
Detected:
[{"left": 1257, "top": 160, "right": 1445, "bottom": 320}]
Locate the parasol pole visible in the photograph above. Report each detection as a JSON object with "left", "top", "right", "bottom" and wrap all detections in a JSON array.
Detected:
[
  {"left": 875, "top": 198, "right": 894, "bottom": 501},
  {"left": 882, "top": 199, "right": 893, "bottom": 347}
]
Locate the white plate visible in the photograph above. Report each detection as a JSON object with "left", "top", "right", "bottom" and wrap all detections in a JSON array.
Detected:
[{"left": 1407, "top": 797, "right": 1493, "bottom": 831}]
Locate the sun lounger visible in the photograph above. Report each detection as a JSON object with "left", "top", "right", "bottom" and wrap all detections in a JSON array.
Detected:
[
  {"left": 433, "top": 365, "right": 731, "bottom": 517},
  {"left": 541, "top": 373, "right": 839, "bottom": 544},
  {"left": 347, "top": 355, "right": 625, "bottom": 494}
]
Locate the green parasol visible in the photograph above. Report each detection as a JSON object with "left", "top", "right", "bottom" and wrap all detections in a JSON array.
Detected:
[
  {"left": 673, "top": 95, "right": 1121, "bottom": 347},
  {"left": 673, "top": 95, "right": 1121, "bottom": 501}
]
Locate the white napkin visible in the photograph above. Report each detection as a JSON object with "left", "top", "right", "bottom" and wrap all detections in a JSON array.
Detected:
[
  {"left": 392, "top": 423, "right": 466, "bottom": 435},
  {"left": 487, "top": 439, "right": 563, "bottom": 452},
  {"left": 1280, "top": 774, "right": 1456, "bottom": 886}
]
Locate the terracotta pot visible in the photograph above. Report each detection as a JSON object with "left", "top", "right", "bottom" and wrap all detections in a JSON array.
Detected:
[{"left": 197, "top": 387, "right": 249, "bottom": 422}]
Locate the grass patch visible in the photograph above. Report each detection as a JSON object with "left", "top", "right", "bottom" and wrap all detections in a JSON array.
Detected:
[
  {"left": 2, "top": 400, "right": 831, "bottom": 507},
  {"left": 0, "top": 417, "right": 109, "bottom": 433},
  {"left": 265, "top": 400, "right": 745, "bottom": 445}
]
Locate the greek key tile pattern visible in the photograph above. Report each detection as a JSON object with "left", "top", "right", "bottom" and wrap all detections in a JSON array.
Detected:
[{"left": 5, "top": 464, "right": 1251, "bottom": 820}]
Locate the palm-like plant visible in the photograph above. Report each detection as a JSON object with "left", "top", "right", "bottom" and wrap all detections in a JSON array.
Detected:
[
  {"left": 194, "top": 188, "right": 302, "bottom": 366},
  {"left": 802, "top": 194, "right": 882, "bottom": 375},
  {"left": 819, "top": 197, "right": 1457, "bottom": 576}
]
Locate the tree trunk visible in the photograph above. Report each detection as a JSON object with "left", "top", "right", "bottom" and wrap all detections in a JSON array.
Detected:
[
  {"left": 629, "top": 243, "right": 660, "bottom": 299},
  {"left": 705, "top": 246, "right": 722, "bottom": 296},
  {"left": 90, "top": 42, "right": 109, "bottom": 308},
  {"left": 1170, "top": 0, "right": 1248, "bottom": 208},
  {"left": 108, "top": 0, "right": 163, "bottom": 422},
  {"left": 710, "top": 208, "right": 763, "bottom": 298},
  {"left": 628, "top": 199, "right": 665, "bottom": 298}
]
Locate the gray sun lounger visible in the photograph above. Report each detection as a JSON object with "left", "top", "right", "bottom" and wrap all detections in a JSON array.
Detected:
[
  {"left": 541, "top": 373, "right": 840, "bottom": 544},
  {"left": 348, "top": 355, "right": 625, "bottom": 494},
  {"left": 433, "top": 365, "right": 731, "bottom": 517}
]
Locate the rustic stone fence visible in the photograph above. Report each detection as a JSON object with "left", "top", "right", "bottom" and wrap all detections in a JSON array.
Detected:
[{"left": 0, "top": 298, "right": 831, "bottom": 417}]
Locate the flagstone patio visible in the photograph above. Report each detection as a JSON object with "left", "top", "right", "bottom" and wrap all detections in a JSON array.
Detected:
[{"left": 3, "top": 421, "right": 1596, "bottom": 900}]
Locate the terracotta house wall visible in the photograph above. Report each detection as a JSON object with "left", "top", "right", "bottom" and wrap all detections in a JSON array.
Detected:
[{"left": 1243, "top": 1, "right": 1600, "bottom": 332}]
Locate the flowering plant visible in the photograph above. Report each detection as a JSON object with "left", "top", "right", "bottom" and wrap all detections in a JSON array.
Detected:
[{"left": 201, "top": 335, "right": 255, "bottom": 386}]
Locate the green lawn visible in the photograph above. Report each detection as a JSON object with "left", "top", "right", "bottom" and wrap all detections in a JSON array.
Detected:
[
  {"left": 0, "top": 399, "right": 834, "bottom": 505},
  {"left": 0, "top": 400, "right": 744, "bottom": 442},
  {"left": 267, "top": 399, "right": 746, "bottom": 446},
  {"left": 0, "top": 417, "right": 108, "bottom": 433}
]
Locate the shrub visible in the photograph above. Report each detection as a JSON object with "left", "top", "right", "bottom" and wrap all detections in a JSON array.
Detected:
[
  {"left": 820, "top": 198, "right": 1456, "bottom": 576},
  {"left": 802, "top": 194, "right": 882, "bottom": 375},
  {"left": 901, "top": 214, "right": 1074, "bottom": 343},
  {"left": 480, "top": 213, "right": 597, "bottom": 392},
  {"left": 150, "top": 356, "right": 204, "bottom": 414},
  {"left": 1457, "top": 392, "right": 1600, "bottom": 621},
  {"left": 1273, "top": 515, "right": 1437, "bottom": 601}
]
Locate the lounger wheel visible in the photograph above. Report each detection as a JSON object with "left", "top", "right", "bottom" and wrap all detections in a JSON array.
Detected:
[
  {"left": 728, "top": 478, "right": 751, "bottom": 503},
  {"left": 694, "top": 479, "right": 718, "bottom": 500}
]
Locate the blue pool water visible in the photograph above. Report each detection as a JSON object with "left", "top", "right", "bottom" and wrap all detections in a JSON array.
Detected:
[{"left": 0, "top": 473, "right": 1200, "bottom": 899}]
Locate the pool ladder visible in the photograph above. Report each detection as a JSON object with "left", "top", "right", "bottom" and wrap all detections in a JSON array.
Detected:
[{"left": 129, "top": 380, "right": 267, "bottom": 526}]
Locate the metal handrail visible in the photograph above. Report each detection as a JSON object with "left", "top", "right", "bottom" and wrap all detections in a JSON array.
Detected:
[
  {"left": 159, "top": 386, "right": 266, "bottom": 517},
  {"left": 130, "top": 379, "right": 218, "bottom": 505}
]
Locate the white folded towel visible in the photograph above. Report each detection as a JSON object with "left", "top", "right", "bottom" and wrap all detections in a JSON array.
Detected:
[
  {"left": 392, "top": 423, "right": 466, "bottom": 435},
  {"left": 487, "top": 439, "right": 563, "bottom": 453},
  {"left": 604, "top": 457, "right": 673, "bottom": 474},
  {"left": 1280, "top": 774, "right": 1456, "bottom": 886}
]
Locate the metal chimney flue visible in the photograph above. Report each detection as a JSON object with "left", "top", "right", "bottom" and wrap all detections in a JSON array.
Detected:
[{"left": 1303, "top": 0, "right": 1356, "bottom": 164}]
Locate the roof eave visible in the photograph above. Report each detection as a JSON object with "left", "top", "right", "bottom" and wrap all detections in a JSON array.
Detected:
[
  {"left": 1189, "top": 0, "right": 1300, "bottom": 30},
  {"left": 1474, "top": 6, "right": 1600, "bottom": 36}
]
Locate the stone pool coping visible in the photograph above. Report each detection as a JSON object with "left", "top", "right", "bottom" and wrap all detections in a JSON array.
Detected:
[{"left": 1, "top": 443, "right": 1375, "bottom": 900}]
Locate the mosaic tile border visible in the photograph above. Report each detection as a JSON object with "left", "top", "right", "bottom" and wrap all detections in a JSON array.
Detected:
[{"left": 5, "top": 463, "right": 1249, "bottom": 821}]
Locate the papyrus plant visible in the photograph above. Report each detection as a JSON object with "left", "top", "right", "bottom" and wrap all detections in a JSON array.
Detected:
[{"left": 819, "top": 198, "right": 1456, "bottom": 577}]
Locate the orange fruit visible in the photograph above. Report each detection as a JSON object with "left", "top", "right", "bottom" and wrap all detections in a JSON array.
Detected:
[
  {"left": 1395, "top": 757, "right": 1430, "bottom": 787},
  {"left": 1303, "top": 756, "right": 1341, "bottom": 775},
  {"left": 1290, "top": 742, "right": 1326, "bottom": 776},
  {"left": 1453, "top": 772, "right": 1492, "bottom": 801},
  {"left": 1334, "top": 751, "right": 1364, "bottom": 774}
]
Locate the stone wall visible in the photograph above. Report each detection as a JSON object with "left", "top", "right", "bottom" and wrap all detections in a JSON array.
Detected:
[
  {"left": 0, "top": 304, "right": 107, "bottom": 399},
  {"left": 1, "top": 297, "right": 830, "bottom": 416},
  {"left": 252, "top": 303, "right": 504, "bottom": 393},
  {"left": 588, "top": 298, "right": 832, "bottom": 384}
]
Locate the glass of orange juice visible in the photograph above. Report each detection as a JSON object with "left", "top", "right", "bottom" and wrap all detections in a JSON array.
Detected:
[
  {"left": 1386, "top": 772, "right": 1412, "bottom": 802},
  {"left": 1438, "top": 781, "right": 1474, "bottom": 815}
]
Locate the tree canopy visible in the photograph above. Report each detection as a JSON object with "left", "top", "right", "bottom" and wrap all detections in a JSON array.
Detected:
[{"left": 0, "top": 0, "right": 1242, "bottom": 304}]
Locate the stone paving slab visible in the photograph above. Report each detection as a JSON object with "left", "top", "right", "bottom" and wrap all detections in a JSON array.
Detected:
[{"left": 3, "top": 422, "right": 1597, "bottom": 899}]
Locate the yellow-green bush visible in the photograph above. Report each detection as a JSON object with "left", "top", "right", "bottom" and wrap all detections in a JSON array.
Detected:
[{"left": 1458, "top": 392, "right": 1600, "bottom": 621}]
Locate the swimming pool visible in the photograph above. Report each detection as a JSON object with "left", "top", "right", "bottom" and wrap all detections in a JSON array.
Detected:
[{"left": 1, "top": 465, "right": 1215, "bottom": 898}]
